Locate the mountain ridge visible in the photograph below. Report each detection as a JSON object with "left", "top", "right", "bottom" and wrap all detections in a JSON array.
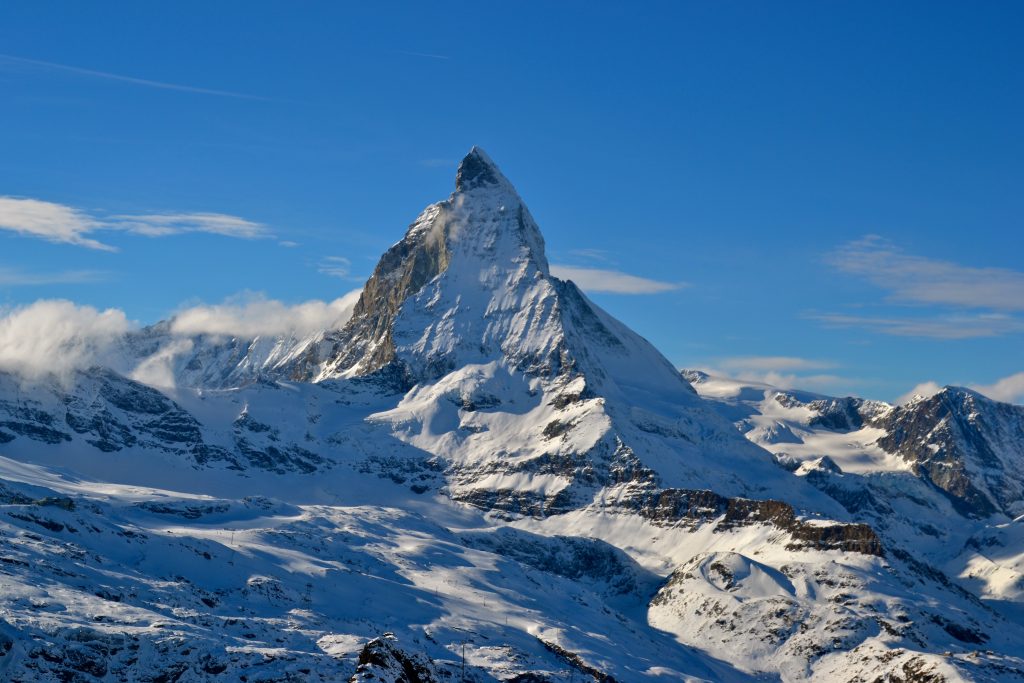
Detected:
[{"left": 0, "top": 149, "right": 1022, "bottom": 681}]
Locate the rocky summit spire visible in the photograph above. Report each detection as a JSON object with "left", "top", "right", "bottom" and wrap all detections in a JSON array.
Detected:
[
  {"left": 305, "top": 147, "right": 553, "bottom": 382},
  {"left": 455, "top": 146, "right": 512, "bottom": 192}
]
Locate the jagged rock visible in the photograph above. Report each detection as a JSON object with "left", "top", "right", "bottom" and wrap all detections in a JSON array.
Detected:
[{"left": 350, "top": 634, "right": 441, "bottom": 683}]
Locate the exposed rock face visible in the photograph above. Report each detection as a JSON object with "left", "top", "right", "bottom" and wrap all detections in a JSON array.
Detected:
[
  {"left": 350, "top": 634, "right": 441, "bottom": 683},
  {"left": 626, "top": 487, "right": 885, "bottom": 556},
  {"left": 871, "top": 387, "right": 1024, "bottom": 518},
  {"left": 693, "top": 373, "right": 1024, "bottom": 521},
  {"left": 807, "top": 397, "right": 869, "bottom": 431},
  {"left": 297, "top": 146, "right": 558, "bottom": 386},
  {"left": 316, "top": 203, "right": 453, "bottom": 382}
]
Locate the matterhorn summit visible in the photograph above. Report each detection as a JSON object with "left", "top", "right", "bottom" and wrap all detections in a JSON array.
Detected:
[{"left": 0, "top": 148, "right": 1022, "bottom": 681}]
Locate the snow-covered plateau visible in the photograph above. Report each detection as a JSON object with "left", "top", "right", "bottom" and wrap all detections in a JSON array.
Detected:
[{"left": 1, "top": 149, "right": 1022, "bottom": 682}]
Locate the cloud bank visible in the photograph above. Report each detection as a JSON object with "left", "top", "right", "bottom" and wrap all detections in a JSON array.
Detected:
[
  {"left": 170, "top": 290, "right": 362, "bottom": 338},
  {"left": 0, "top": 300, "right": 131, "bottom": 381}
]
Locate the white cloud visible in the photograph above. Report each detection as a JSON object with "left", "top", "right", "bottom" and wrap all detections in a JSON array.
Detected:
[
  {"left": 895, "top": 381, "right": 944, "bottom": 405},
  {"left": 170, "top": 290, "right": 362, "bottom": 338},
  {"left": 0, "top": 196, "right": 268, "bottom": 250},
  {"left": 129, "top": 338, "right": 194, "bottom": 390},
  {"left": 111, "top": 212, "right": 269, "bottom": 239},
  {"left": 829, "top": 236, "right": 1024, "bottom": 311},
  {"left": 551, "top": 265, "right": 685, "bottom": 295},
  {"left": 810, "top": 313, "right": 1024, "bottom": 339},
  {"left": 567, "top": 248, "right": 612, "bottom": 263},
  {"left": 318, "top": 256, "right": 353, "bottom": 279},
  {"left": 0, "top": 196, "right": 115, "bottom": 250},
  {"left": 718, "top": 356, "right": 836, "bottom": 372},
  {"left": 0, "top": 300, "right": 131, "bottom": 381},
  {"left": 971, "top": 372, "right": 1024, "bottom": 405},
  {"left": 690, "top": 356, "right": 846, "bottom": 392}
]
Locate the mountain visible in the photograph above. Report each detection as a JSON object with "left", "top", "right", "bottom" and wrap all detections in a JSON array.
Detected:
[
  {"left": 1, "top": 149, "right": 1023, "bottom": 682},
  {"left": 685, "top": 370, "right": 1024, "bottom": 609}
]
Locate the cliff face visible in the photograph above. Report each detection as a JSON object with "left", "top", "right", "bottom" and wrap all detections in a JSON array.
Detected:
[{"left": 872, "top": 387, "right": 1024, "bottom": 518}]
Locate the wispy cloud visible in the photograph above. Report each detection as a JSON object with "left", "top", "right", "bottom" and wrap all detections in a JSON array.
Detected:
[
  {"left": 809, "top": 312, "right": 1024, "bottom": 339},
  {"left": 971, "top": 372, "right": 1024, "bottom": 405},
  {"left": 0, "top": 53, "right": 268, "bottom": 100},
  {"left": 0, "top": 196, "right": 115, "bottom": 250},
  {"left": 719, "top": 356, "right": 837, "bottom": 372},
  {"left": 551, "top": 265, "right": 685, "bottom": 295},
  {"left": 818, "top": 236, "right": 1024, "bottom": 338},
  {"left": 697, "top": 355, "right": 846, "bottom": 392},
  {"left": 0, "top": 267, "right": 108, "bottom": 286},
  {"left": 829, "top": 236, "right": 1024, "bottom": 310},
  {"left": 895, "top": 381, "right": 945, "bottom": 405},
  {"left": 0, "top": 196, "right": 268, "bottom": 250},
  {"left": 318, "top": 256, "right": 355, "bottom": 279},
  {"left": 112, "top": 212, "right": 268, "bottom": 239},
  {"left": 894, "top": 376, "right": 1024, "bottom": 406},
  {"left": 567, "top": 248, "right": 613, "bottom": 264}
]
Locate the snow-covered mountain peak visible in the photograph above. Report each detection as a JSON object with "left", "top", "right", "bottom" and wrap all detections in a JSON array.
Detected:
[{"left": 455, "top": 145, "right": 511, "bottom": 192}]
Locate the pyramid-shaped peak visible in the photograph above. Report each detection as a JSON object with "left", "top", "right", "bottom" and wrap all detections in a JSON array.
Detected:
[{"left": 455, "top": 146, "right": 514, "bottom": 192}]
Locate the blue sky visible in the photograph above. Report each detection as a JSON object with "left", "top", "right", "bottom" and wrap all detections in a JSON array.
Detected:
[{"left": 1, "top": 1, "right": 1022, "bottom": 402}]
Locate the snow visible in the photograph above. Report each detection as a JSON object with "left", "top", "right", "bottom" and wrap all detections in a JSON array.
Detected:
[{"left": 0, "top": 149, "right": 1022, "bottom": 680}]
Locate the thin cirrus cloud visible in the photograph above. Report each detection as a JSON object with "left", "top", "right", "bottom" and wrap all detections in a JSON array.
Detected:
[
  {"left": 700, "top": 355, "right": 845, "bottom": 391},
  {"left": 0, "top": 267, "right": 108, "bottom": 286},
  {"left": 0, "top": 52, "right": 268, "bottom": 100},
  {"left": 829, "top": 235, "right": 1024, "bottom": 310},
  {"left": 111, "top": 212, "right": 270, "bottom": 239},
  {"left": 718, "top": 356, "right": 837, "bottom": 372},
  {"left": 0, "top": 196, "right": 113, "bottom": 250},
  {"left": 550, "top": 264, "right": 685, "bottom": 295},
  {"left": 820, "top": 236, "right": 1024, "bottom": 338},
  {"left": 810, "top": 312, "right": 1024, "bottom": 340},
  {"left": 0, "top": 196, "right": 268, "bottom": 251},
  {"left": 318, "top": 256, "right": 354, "bottom": 279}
]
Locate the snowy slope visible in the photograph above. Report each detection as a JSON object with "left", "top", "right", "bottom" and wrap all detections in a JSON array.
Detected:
[
  {"left": 686, "top": 370, "right": 1024, "bottom": 613},
  {"left": 0, "top": 149, "right": 1023, "bottom": 681}
]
